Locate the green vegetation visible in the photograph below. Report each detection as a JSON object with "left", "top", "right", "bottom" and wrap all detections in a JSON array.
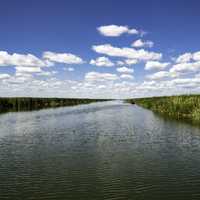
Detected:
[
  {"left": 127, "top": 95, "right": 200, "bottom": 124},
  {"left": 0, "top": 97, "right": 109, "bottom": 113}
]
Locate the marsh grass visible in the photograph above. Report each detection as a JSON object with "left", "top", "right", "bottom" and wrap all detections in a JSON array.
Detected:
[
  {"left": 127, "top": 95, "right": 200, "bottom": 124},
  {"left": 0, "top": 97, "right": 109, "bottom": 113}
]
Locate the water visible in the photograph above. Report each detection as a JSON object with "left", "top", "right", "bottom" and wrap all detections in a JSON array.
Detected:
[{"left": 1, "top": 101, "right": 200, "bottom": 200}]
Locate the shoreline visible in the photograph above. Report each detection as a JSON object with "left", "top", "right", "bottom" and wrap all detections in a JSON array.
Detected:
[
  {"left": 0, "top": 97, "right": 110, "bottom": 113},
  {"left": 127, "top": 95, "right": 200, "bottom": 125}
]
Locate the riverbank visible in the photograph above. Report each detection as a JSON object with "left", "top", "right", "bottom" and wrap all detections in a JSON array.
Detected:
[
  {"left": 0, "top": 97, "right": 109, "bottom": 113},
  {"left": 127, "top": 95, "right": 200, "bottom": 124}
]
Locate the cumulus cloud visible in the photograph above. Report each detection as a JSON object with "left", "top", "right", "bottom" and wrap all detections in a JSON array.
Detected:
[
  {"left": 175, "top": 51, "right": 200, "bottom": 63},
  {"left": 124, "top": 59, "right": 138, "bottom": 65},
  {"left": 92, "top": 44, "right": 162, "bottom": 61},
  {"left": 0, "top": 51, "right": 48, "bottom": 67},
  {"left": 43, "top": 51, "right": 84, "bottom": 64},
  {"left": 170, "top": 61, "right": 200, "bottom": 73},
  {"left": 0, "top": 50, "right": 86, "bottom": 91},
  {"left": 117, "top": 66, "right": 134, "bottom": 73},
  {"left": 2, "top": 31, "right": 200, "bottom": 98},
  {"left": 147, "top": 71, "right": 177, "bottom": 80},
  {"left": 15, "top": 66, "right": 42, "bottom": 73},
  {"left": 98, "top": 85, "right": 106, "bottom": 89},
  {"left": 97, "top": 25, "right": 139, "bottom": 37},
  {"left": 116, "top": 61, "right": 125, "bottom": 66},
  {"left": 170, "top": 78, "right": 200, "bottom": 89},
  {"left": 0, "top": 51, "right": 54, "bottom": 76},
  {"left": 172, "top": 51, "right": 200, "bottom": 75},
  {"left": 145, "top": 61, "right": 170, "bottom": 70},
  {"left": 131, "top": 39, "right": 154, "bottom": 48},
  {"left": 36, "top": 71, "right": 52, "bottom": 76},
  {"left": 3, "top": 72, "right": 33, "bottom": 85},
  {"left": 120, "top": 74, "right": 134, "bottom": 80},
  {"left": 193, "top": 51, "right": 200, "bottom": 61},
  {"left": 176, "top": 53, "right": 193, "bottom": 63},
  {"left": 90, "top": 57, "right": 114, "bottom": 67},
  {"left": 0, "top": 73, "right": 11, "bottom": 79},
  {"left": 85, "top": 72, "right": 119, "bottom": 82}
]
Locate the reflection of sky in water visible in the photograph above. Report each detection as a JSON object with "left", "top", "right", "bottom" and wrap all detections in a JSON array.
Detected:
[{"left": 1, "top": 101, "right": 200, "bottom": 200}]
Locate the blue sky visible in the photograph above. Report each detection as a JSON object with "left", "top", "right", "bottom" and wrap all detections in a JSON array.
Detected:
[{"left": 0, "top": 0, "right": 200, "bottom": 98}]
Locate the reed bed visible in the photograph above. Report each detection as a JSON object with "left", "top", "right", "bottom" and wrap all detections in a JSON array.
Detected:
[
  {"left": 127, "top": 95, "right": 200, "bottom": 123},
  {"left": 0, "top": 97, "right": 109, "bottom": 113}
]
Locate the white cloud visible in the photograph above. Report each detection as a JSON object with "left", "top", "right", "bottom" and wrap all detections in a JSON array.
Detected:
[
  {"left": 2, "top": 43, "right": 200, "bottom": 98},
  {"left": 131, "top": 39, "right": 154, "bottom": 48},
  {"left": 0, "top": 51, "right": 48, "bottom": 67},
  {"left": 128, "top": 29, "right": 139, "bottom": 34},
  {"left": 85, "top": 72, "right": 119, "bottom": 82},
  {"left": 175, "top": 51, "right": 200, "bottom": 63},
  {"left": 116, "top": 61, "right": 125, "bottom": 66},
  {"left": 15, "top": 66, "right": 42, "bottom": 73},
  {"left": 37, "top": 71, "right": 52, "bottom": 76},
  {"left": 124, "top": 59, "right": 138, "bottom": 65},
  {"left": 43, "top": 51, "right": 84, "bottom": 64},
  {"left": 193, "top": 51, "right": 200, "bottom": 61},
  {"left": 90, "top": 56, "right": 114, "bottom": 67},
  {"left": 147, "top": 71, "right": 177, "bottom": 80},
  {"left": 98, "top": 85, "right": 106, "bottom": 89},
  {"left": 36, "top": 70, "right": 58, "bottom": 77},
  {"left": 3, "top": 72, "right": 33, "bottom": 85},
  {"left": 145, "top": 61, "right": 170, "bottom": 70},
  {"left": 170, "top": 78, "right": 200, "bottom": 89},
  {"left": 97, "top": 25, "right": 139, "bottom": 37},
  {"left": 172, "top": 51, "right": 200, "bottom": 75},
  {"left": 120, "top": 74, "right": 134, "bottom": 80},
  {"left": 0, "top": 51, "right": 56, "bottom": 79},
  {"left": 176, "top": 53, "right": 193, "bottom": 63},
  {"left": 0, "top": 73, "right": 11, "bottom": 79},
  {"left": 92, "top": 44, "right": 162, "bottom": 61},
  {"left": 117, "top": 66, "right": 134, "bottom": 73},
  {"left": 170, "top": 61, "right": 200, "bottom": 73}
]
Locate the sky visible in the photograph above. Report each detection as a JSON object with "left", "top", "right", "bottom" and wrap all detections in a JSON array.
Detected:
[{"left": 0, "top": 0, "right": 200, "bottom": 98}]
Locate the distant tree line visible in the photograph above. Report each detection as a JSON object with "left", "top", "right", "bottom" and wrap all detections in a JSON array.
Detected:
[{"left": 0, "top": 97, "right": 109, "bottom": 113}]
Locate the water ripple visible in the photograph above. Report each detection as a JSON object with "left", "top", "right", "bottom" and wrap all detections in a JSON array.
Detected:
[{"left": 0, "top": 101, "right": 200, "bottom": 199}]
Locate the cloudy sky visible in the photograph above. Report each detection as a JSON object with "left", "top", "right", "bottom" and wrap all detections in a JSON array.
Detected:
[{"left": 0, "top": 0, "right": 200, "bottom": 98}]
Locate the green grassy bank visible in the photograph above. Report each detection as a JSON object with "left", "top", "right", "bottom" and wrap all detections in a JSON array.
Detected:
[
  {"left": 0, "top": 97, "right": 109, "bottom": 113},
  {"left": 127, "top": 95, "right": 200, "bottom": 124}
]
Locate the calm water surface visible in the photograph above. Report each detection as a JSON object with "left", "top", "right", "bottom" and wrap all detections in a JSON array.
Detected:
[{"left": 1, "top": 101, "right": 200, "bottom": 200}]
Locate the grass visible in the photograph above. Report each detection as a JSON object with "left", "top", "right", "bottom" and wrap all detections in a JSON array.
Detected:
[
  {"left": 0, "top": 97, "right": 109, "bottom": 113},
  {"left": 127, "top": 95, "right": 200, "bottom": 124}
]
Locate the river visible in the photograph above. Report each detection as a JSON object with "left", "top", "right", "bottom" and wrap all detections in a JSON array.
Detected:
[{"left": 0, "top": 101, "right": 200, "bottom": 200}]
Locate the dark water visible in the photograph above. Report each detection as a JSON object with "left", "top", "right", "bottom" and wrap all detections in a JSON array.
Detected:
[{"left": 1, "top": 101, "right": 200, "bottom": 200}]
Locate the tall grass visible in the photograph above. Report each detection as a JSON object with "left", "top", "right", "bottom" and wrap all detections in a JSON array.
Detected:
[
  {"left": 0, "top": 97, "right": 109, "bottom": 113},
  {"left": 127, "top": 95, "right": 200, "bottom": 123}
]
